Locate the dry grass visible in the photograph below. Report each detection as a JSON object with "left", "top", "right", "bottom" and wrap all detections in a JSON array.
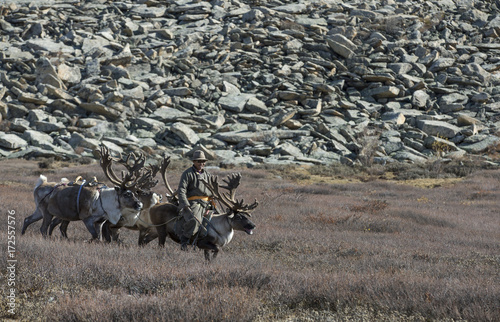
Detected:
[{"left": 0, "top": 159, "right": 499, "bottom": 321}]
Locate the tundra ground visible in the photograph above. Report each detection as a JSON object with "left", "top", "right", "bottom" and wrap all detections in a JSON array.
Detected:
[{"left": 0, "top": 158, "right": 498, "bottom": 321}]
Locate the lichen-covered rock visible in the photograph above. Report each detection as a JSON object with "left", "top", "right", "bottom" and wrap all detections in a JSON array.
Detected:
[{"left": 0, "top": 0, "right": 498, "bottom": 167}]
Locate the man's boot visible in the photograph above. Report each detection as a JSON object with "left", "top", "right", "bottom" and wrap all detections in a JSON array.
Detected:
[{"left": 180, "top": 236, "right": 189, "bottom": 251}]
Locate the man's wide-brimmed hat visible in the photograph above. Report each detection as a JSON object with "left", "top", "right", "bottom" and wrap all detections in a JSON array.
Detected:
[{"left": 191, "top": 150, "right": 208, "bottom": 161}]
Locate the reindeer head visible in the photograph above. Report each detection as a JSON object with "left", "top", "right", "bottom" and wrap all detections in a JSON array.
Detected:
[
  {"left": 136, "top": 190, "right": 162, "bottom": 209},
  {"left": 228, "top": 211, "right": 256, "bottom": 235},
  {"left": 115, "top": 187, "right": 143, "bottom": 212}
]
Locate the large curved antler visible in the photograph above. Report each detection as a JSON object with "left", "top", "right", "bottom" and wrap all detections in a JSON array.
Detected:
[
  {"left": 97, "top": 145, "right": 148, "bottom": 190},
  {"left": 220, "top": 173, "right": 241, "bottom": 203},
  {"left": 201, "top": 173, "right": 258, "bottom": 214},
  {"left": 159, "top": 155, "right": 178, "bottom": 204},
  {"left": 98, "top": 145, "right": 122, "bottom": 186},
  {"left": 221, "top": 173, "right": 258, "bottom": 211}
]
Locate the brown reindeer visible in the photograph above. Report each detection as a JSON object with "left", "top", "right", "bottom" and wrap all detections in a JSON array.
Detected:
[
  {"left": 149, "top": 172, "right": 258, "bottom": 260},
  {"left": 22, "top": 176, "right": 71, "bottom": 236},
  {"left": 33, "top": 146, "right": 162, "bottom": 242},
  {"left": 35, "top": 156, "right": 143, "bottom": 240},
  {"left": 22, "top": 176, "right": 105, "bottom": 237}
]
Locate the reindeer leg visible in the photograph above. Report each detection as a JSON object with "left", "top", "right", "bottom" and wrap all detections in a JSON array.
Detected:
[
  {"left": 59, "top": 221, "right": 69, "bottom": 238},
  {"left": 48, "top": 217, "right": 62, "bottom": 236},
  {"left": 82, "top": 217, "right": 99, "bottom": 240},
  {"left": 138, "top": 229, "right": 146, "bottom": 246},
  {"left": 211, "top": 248, "right": 219, "bottom": 260},
  {"left": 203, "top": 249, "right": 219, "bottom": 261},
  {"left": 138, "top": 229, "right": 150, "bottom": 246},
  {"left": 100, "top": 221, "right": 112, "bottom": 242},
  {"left": 111, "top": 227, "right": 120, "bottom": 242},
  {"left": 138, "top": 228, "right": 158, "bottom": 246},
  {"left": 39, "top": 208, "right": 53, "bottom": 237},
  {"left": 198, "top": 240, "right": 219, "bottom": 261},
  {"left": 22, "top": 208, "right": 43, "bottom": 234},
  {"left": 142, "top": 229, "right": 158, "bottom": 245},
  {"left": 94, "top": 221, "right": 104, "bottom": 241},
  {"left": 156, "top": 225, "right": 167, "bottom": 247}
]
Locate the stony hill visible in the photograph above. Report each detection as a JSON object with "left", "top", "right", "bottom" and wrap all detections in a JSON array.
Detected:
[{"left": 1, "top": 0, "right": 500, "bottom": 167}]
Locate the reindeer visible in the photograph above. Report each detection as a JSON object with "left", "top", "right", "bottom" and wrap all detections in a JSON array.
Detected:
[
  {"left": 35, "top": 162, "right": 143, "bottom": 240},
  {"left": 27, "top": 146, "right": 161, "bottom": 243},
  {"left": 41, "top": 146, "right": 161, "bottom": 242},
  {"left": 149, "top": 172, "right": 258, "bottom": 260},
  {"left": 129, "top": 155, "right": 179, "bottom": 245},
  {"left": 97, "top": 145, "right": 163, "bottom": 245},
  {"left": 22, "top": 176, "right": 105, "bottom": 237},
  {"left": 22, "top": 176, "right": 71, "bottom": 236}
]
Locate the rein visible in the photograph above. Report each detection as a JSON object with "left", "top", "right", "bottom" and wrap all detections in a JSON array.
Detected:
[
  {"left": 204, "top": 213, "right": 225, "bottom": 238},
  {"left": 136, "top": 215, "right": 178, "bottom": 227},
  {"left": 134, "top": 210, "right": 225, "bottom": 238}
]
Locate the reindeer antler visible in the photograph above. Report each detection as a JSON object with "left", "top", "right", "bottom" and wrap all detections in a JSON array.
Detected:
[
  {"left": 200, "top": 175, "right": 233, "bottom": 210},
  {"left": 220, "top": 173, "right": 241, "bottom": 203},
  {"left": 97, "top": 145, "right": 148, "bottom": 190},
  {"left": 159, "top": 155, "right": 178, "bottom": 204},
  {"left": 201, "top": 173, "right": 258, "bottom": 214},
  {"left": 118, "top": 151, "right": 146, "bottom": 176},
  {"left": 134, "top": 164, "right": 160, "bottom": 191},
  {"left": 98, "top": 145, "right": 123, "bottom": 186}
]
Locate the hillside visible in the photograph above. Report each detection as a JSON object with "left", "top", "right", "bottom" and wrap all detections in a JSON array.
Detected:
[{"left": 1, "top": 0, "right": 500, "bottom": 168}]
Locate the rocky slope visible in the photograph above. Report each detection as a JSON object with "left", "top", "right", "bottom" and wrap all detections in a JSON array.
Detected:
[{"left": 1, "top": 0, "right": 500, "bottom": 167}]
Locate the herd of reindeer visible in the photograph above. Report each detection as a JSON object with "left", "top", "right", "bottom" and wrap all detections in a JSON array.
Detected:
[{"left": 21, "top": 145, "right": 259, "bottom": 260}]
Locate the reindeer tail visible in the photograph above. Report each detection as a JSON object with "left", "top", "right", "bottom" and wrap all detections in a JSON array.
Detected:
[{"left": 35, "top": 175, "right": 48, "bottom": 190}]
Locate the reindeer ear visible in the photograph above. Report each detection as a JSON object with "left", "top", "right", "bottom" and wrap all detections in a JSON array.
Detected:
[{"left": 115, "top": 186, "right": 120, "bottom": 192}]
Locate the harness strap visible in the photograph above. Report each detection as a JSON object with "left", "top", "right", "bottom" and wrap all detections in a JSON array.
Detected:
[
  {"left": 203, "top": 215, "right": 223, "bottom": 238},
  {"left": 76, "top": 180, "right": 86, "bottom": 215},
  {"left": 37, "top": 182, "right": 66, "bottom": 206}
]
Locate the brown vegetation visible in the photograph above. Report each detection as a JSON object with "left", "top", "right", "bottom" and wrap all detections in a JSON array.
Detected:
[{"left": 0, "top": 159, "right": 499, "bottom": 321}]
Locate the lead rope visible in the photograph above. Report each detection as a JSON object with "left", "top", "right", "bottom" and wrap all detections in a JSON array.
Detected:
[{"left": 136, "top": 215, "right": 178, "bottom": 227}]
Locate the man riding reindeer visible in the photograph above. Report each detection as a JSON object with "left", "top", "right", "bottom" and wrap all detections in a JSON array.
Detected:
[{"left": 177, "top": 150, "right": 215, "bottom": 251}]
